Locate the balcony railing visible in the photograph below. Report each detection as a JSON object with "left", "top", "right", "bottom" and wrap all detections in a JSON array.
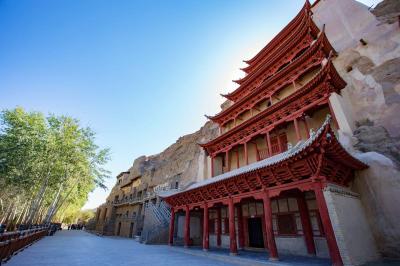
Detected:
[
  {"left": 113, "top": 192, "right": 156, "bottom": 206},
  {"left": 258, "top": 149, "right": 269, "bottom": 160},
  {"left": 116, "top": 213, "right": 139, "bottom": 221}
]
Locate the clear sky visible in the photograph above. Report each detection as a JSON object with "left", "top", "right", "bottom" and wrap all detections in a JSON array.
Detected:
[{"left": 0, "top": 0, "right": 380, "bottom": 209}]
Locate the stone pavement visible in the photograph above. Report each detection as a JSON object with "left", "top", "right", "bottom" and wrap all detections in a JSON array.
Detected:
[
  {"left": 6, "top": 230, "right": 236, "bottom": 266},
  {"left": 171, "top": 246, "right": 331, "bottom": 266},
  {"left": 7, "top": 230, "right": 397, "bottom": 266}
]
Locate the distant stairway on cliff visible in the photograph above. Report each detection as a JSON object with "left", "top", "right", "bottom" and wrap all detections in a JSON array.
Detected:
[
  {"left": 100, "top": 207, "right": 116, "bottom": 236},
  {"left": 140, "top": 201, "right": 171, "bottom": 244}
]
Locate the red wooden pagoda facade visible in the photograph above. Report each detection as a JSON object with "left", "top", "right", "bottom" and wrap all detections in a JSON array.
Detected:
[{"left": 163, "top": 2, "right": 368, "bottom": 265}]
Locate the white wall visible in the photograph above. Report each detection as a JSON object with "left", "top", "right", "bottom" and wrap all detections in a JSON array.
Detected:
[
  {"left": 175, "top": 214, "right": 202, "bottom": 245},
  {"left": 275, "top": 236, "right": 329, "bottom": 258},
  {"left": 354, "top": 152, "right": 400, "bottom": 257},
  {"left": 209, "top": 234, "right": 230, "bottom": 248},
  {"left": 324, "top": 183, "right": 379, "bottom": 265},
  {"left": 209, "top": 234, "right": 217, "bottom": 247},
  {"left": 275, "top": 237, "right": 308, "bottom": 256},
  {"left": 314, "top": 237, "right": 330, "bottom": 258}
]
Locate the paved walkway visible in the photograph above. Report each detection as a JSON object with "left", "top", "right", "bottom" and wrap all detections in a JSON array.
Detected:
[
  {"left": 171, "top": 246, "right": 330, "bottom": 266},
  {"left": 7, "top": 230, "right": 236, "bottom": 266},
  {"left": 6, "top": 230, "right": 399, "bottom": 266}
]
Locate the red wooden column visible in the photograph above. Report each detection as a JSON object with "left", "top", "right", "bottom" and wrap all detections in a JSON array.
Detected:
[
  {"left": 303, "top": 117, "right": 310, "bottom": 139},
  {"left": 184, "top": 206, "right": 190, "bottom": 248},
  {"left": 262, "top": 192, "right": 278, "bottom": 260},
  {"left": 217, "top": 207, "right": 222, "bottom": 247},
  {"left": 266, "top": 131, "right": 272, "bottom": 157},
  {"left": 236, "top": 149, "right": 240, "bottom": 168},
  {"left": 225, "top": 150, "right": 230, "bottom": 172},
  {"left": 255, "top": 142, "right": 260, "bottom": 161},
  {"left": 202, "top": 203, "right": 209, "bottom": 251},
  {"left": 297, "top": 195, "right": 316, "bottom": 255},
  {"left": 237, "top": 204, "right": 245, "bottom": 249},
  {"left": 314, "top": 183, "right": 343, "bottom": 266},
  {"left": 228, "top": 198, "right": 238, "bottom": 255},
  {"left": 244, "top": 142, "right": 249, "bottom": 165},
  {"left": 294, "top": 117, "right": 301, "bottom": 142},
  {"left": 277, "top": 132, "right": 282, "bottom": 153},
  {"left": 211, "top": 156, "right": 215, "bottom": 177},
  {"left": 168, "top": 207, "right": 175, "bottom": 246}
]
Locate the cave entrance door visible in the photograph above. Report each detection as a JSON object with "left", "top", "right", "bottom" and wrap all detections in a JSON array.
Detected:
[
  {"left": 117, "top": 222, "right": 122, "bottom": 236},
  {"left": 129, "top": 222, "right": 134, "bottom": 238},
  {"left": 247, "top": 217, "right": 264, "bottom": 248}
]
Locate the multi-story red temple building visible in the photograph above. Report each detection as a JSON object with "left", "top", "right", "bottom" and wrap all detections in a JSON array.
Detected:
[{"left": 162, "top": 1, "right": 385, "bottom": 265}]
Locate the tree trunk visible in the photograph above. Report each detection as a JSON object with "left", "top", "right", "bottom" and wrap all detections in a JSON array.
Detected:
[
  {"left": 3, "top": 201, "right": 15, "bottom": 225},
  {"left": 38, "top": 206, "right": 48, "bottom": 224},
  {"left": 0, "top": 198, "right": 4, "bottom": 214},
  {"left": 51, "top": 183, "right": 77, "bottom": 221},
  {"left": 5, "top": 206, "right": 17, "bottom": 231},
  {"left": 16, "top": 202, "right": 29, "bottom": 227},
  {"left": 26, "top": 180, "right": 49, "bottom": 225},
  {"left": 0, "top": 201, "right": 12, "bottom": 224},
  {"left": 26, "top": 163, "right": 54, "bottom": 225},
  {"left": 45, "top": 183, "right": 64, "bottom": 223}
]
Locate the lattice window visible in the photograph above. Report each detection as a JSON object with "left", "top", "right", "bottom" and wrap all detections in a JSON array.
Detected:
[
  {"left": 209, "top": 210, "right": 217, "bottom": 234},
  {"left": 241, "top": 202, "right": 264, "bottom": 217},
  {"left": 270, "top": 133, "right": 288, "bottom": 155},
  {"left": 223, "top": 218, "right": 229, "bottom": 234},
  {"left": 306, "top": 197, "right": 325, "bottom": 237},
  {"left": 209, "top": 219, "right": 216, "bottom": 234},
  {"left": 277, "top": 214, "right": 296, "bottom": 235},
  {"left": 220, "top": 207, "right": 229, "bottom": 235},
  {"left": 271, "top": 136, "right": 280, "bottom": 155},
  {"left": 271, "top": 197, "right": 301, "bottom": 236}
]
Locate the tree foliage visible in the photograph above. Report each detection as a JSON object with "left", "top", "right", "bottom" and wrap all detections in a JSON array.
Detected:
[{"left": 0, "top": 107, "right": 110, "bottom": 228}]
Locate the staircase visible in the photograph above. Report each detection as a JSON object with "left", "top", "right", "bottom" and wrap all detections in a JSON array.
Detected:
[
  {"left": 140, "top": 201, "right": 171, "bottom": 244},
  {"left": 158, "top": 201, "right": 171, "bottom": 223},
  {"left": 98, "top": 207, "right": 116, "bottom": 236}
]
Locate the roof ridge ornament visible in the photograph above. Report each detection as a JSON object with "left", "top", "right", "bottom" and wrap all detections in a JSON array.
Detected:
[
  {"left": 305, "top": 0, "right": 311, "bottom": 9},
  {"left": 309, "top": 128, "right": 316, "bottom": 137}
]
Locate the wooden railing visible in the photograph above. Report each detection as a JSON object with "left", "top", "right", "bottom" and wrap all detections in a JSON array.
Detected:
[
  {"left": 113, "top": 192, "right": 156, "bottom": 206},
  {"left": 258, "top": 149, "right": 269, "bottom": 160},
  {"left": 0, "top": 227, "right": 48, "bottom": 264}
]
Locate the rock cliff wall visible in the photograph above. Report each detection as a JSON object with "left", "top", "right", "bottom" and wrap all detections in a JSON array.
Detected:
[
  {"left": 119, "top": 121, "right": 218, "bottom": 193},
  {"left": 314, "top": 0, "right": 400, "bottom": 257}
]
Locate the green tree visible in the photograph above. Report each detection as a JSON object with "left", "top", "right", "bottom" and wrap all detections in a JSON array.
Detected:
[{"left": 0, "top": 107, "right": 110, "bottom": 228}]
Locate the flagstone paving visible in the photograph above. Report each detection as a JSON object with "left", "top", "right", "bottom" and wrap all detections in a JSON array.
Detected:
[
  {"left": 6, "top": 230, "right": 236, "bottom": 266},
  {"left": 7, "top": 230, "right": 396, "bottom": 266}
]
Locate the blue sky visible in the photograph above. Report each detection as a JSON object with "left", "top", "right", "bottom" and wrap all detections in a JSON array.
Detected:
[{"left": 0, "top": 0, "right": 380, "bottom": 209}]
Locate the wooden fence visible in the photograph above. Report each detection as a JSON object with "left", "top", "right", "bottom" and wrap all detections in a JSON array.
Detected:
[{"left": 0, "top": 227, "right": 48, "bottom": 265}]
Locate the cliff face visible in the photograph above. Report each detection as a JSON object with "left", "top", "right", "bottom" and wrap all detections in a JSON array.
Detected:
[
  {"left": 372, "top": 0, "right": 400, "bottom": 24},
  {"left": 123, "top": 121, "right": 219, "bottom": 190},
  {"left": 313, "top": 0, "right": 400, "bottom": 257}
]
